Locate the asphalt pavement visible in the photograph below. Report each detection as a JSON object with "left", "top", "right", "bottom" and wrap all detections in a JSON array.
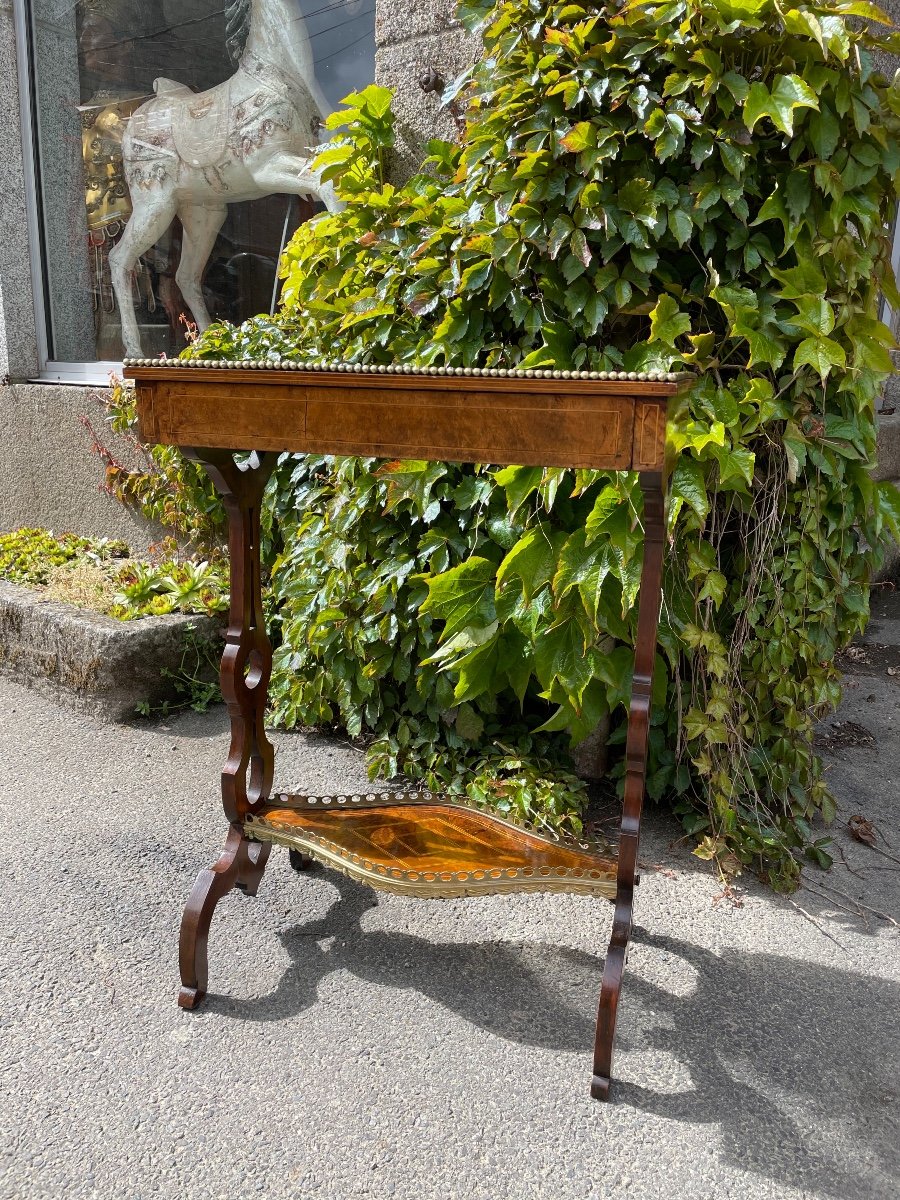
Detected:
[{"left": 1, "top": 591, "right": 898, "bottom": 1200}]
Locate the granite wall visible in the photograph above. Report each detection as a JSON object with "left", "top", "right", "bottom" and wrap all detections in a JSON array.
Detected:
[
  {"left": 0, "top": 382, "right": 166, "bottom": 545},
  {"left": 374, "top": 0, "right": 479, "bottom": 180},
  {"left": 0, "top": 0, "right": 40, "bottom": 382}
]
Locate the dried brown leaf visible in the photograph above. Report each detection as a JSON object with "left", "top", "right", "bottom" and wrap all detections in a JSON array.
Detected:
[{"left": 848, "top": 814, "right": 878, "bottom": 848}]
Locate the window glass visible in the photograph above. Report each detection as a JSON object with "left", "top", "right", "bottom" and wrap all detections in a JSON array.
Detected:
[{"left": 28, "top": 1, "right": 375, "bottom": 363}]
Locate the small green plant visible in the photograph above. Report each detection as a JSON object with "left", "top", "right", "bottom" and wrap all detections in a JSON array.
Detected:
[
  {"left": 83, "top": 380, "right": 227, "bottom": 553},
  {"left": 109, "top": 556, "right": 229, "bottom": 620},
  {"left": 0, "top": 527, "right": 128, "bottom": 586},
  {"left": 0, "top": 527, "right": 229, "bottom": 621},
  {"left": 134, "top": 624, "right": 223, "bottom": 717},
  {"left": 1, "top": 528, "right": 228, "bottom": 715}
]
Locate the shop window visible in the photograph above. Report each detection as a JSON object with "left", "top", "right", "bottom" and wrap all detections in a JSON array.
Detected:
[{"left": 26, "top": 0, "right": 375, "bottom": 366}]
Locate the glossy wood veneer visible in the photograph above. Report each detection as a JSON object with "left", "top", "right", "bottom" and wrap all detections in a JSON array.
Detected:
[
  {"left": 128, "top": 364, "right": 670, "bottom": 470},
  {"left": 124, "top": 360, "right": 679, "bottom": 1101},
  {"left": 245, "top": 796, "right": 617, "bottom": 899}
]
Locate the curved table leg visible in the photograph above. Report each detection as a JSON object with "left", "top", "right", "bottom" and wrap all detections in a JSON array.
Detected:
[
  {"left": 178, "top": 448, "right": 278, "bottom": 1009},
  {"left": 178, "top": 826, "right": 270, "bottom": 1009},
  {"left": 592, "top": 471, "right": 665, "bottom": 1100},
  {"left": 592, "top": 920, "right": 629, "bottom": 1100}
]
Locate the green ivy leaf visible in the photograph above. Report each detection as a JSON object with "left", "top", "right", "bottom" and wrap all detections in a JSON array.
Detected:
[
  {"left": 770, "top": 258, "right": 826, "bottom": 298},
  {"left": 421, "top": 557, "right": 497, "bottom": 640},
  {"left": 671, "top": 458, "right": 710, "bottom": 522},
  {"left": 783, "top": 425, "right": 808, "bottom": 483},
  {"left": 534, "top": 618, "right": 595, "bottom": 700},
  {"left": 794, "top": 336, "right": 847, "bottom": 378},
  {"left": 711, "top": 446, "right": 756, "bottom": 490},
  {"left": 493, "top": 465, "right": 543, "bottom": 514},
  {"left": 585, "top": 485, "right": 624, "bottom": 545},
  {"left": 560, "top": 121, "right": 595, "bottom": 153},
  {"left": 455, "top": 702, "right": 485, "bottom": 741},
  {"left": 698, "top": 570, "right": 728, "bottom": 608},
  {"left": 876, "top": 480, "right": 900, "bottom": 543},
  {"left": 449, "top": 634, "right": 502, "bottom": 703},
  {"left": 649, "top": 294, "right": 691, "bottom": 345},
  {"left": 746, "top": 328, "right": 787, "bottom": 369},
  {"left": 830, "top": 1, "right": 893, "bottom": 22},
  {"left": 667, "top": 207, "right": 693, "bottom": 246},
  {"left": 496, "top": 526, "right": 565, "bottom": 602},
  {"left": 552, "top": 528, "right": 617, "bottom": 619},
  {"left": 792, "top": 296, "right": 835, "bottom": 337},
  {"left": 744, "top": 74, "right": 819, "bottom": 137},
  {"left": 720, "top": 71, "right": 750, "bottom": 103}
]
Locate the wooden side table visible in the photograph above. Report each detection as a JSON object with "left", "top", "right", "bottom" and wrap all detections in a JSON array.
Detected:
[{"left": 124, "top": 358, "right": 683, "bottom": 1100}]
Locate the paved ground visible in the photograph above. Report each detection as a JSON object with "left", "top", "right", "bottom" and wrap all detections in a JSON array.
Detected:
[{"left": 1, "top": 593, "right": 899, "bottom": 1200}]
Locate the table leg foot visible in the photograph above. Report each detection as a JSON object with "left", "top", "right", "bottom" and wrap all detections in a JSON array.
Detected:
[
  {"left": 592, "top": 936, "right": 627, "bottom": 1101},
  {"left": 178, "top": 825, "right": 269, "bottom": 1008},
  {"left": 288, "top": 849, "right": 317, "bottom": 873},
  {"left": 178, "top": 985, "right": 204, "bottom": 1010}
]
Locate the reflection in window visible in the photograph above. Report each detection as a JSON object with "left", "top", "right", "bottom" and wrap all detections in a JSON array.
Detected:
[{"left": 29, "top": 1, "right": 375, "bottom": 363}]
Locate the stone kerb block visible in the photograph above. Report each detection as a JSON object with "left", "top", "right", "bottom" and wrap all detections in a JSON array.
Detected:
[
  {"left": 875, "top": 411, "right": 900, "bottom": 482},
  {"left": 0, "top": 581, "right": 223, "bottom": 722}
]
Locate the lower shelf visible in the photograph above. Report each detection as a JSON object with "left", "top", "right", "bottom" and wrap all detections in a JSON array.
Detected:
[{"left": 245, "top": 792, "right": 617, "bottom": 899}]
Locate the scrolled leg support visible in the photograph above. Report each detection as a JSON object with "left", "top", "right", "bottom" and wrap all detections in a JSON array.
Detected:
[
  {"left": 178, "top": 826, "right": 271, "bottom": 1009},
  {"left": 177, "top": 448, "right": 278, "bottom": 1009}
]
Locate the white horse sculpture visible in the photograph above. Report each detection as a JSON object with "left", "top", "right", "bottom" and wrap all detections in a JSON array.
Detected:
[{"left": 110, "top": 0, "right": 341, "bottom": 358}]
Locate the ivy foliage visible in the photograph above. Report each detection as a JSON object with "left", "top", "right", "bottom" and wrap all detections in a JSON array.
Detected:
[
  {"left": 169, "top": 0, "right": 900, "bottom": 887},
  {"left": 101, "top": 382, "right": 228, "bottom": 549}
]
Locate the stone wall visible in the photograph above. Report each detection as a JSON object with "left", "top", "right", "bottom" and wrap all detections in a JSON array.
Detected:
[
  {"left": 375, "top": 0, "right": 479, "bottom": 180},
  {"left": 0, "top": 382, "right": 162, "bottom": 548}
]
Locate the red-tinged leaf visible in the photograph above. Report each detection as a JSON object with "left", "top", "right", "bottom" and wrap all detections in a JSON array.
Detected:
[
  {"left": 571, "top": 228, "right": 592, "bottom": 267},
  {"left": 560, "top": 121, "right": 595, "bottom": 153},
  {"left": 407, "top": 292, "right": 440, "bottom": 316},
  {"left": 544, "top": 27, "right": 574, "bottom": 48}
]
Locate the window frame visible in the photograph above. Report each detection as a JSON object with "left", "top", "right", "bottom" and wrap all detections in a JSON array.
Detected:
[
  {"left": 13, "top": 0, "right": 337, "bottom": 385},
  {"left": 15, "top": 0, "right": 56, "bottom": 382}
]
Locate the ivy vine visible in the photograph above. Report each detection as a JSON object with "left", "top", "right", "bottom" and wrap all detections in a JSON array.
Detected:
[{"left": 111, "top": 0, "right": 900, "bottom": 889}]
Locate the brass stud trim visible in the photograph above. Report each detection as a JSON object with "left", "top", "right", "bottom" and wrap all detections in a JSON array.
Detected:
[{"left": 121, "top": 357, "right": 691, "bottom": 383}]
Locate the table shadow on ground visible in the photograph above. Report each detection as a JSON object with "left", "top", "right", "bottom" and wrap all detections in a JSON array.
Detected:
[
  {"left": 211, "top": 873, "right": 599, "bottom": 1052},
  {"left": 206, "top": 874, "right": 898, "bottom": 1197},
  {"left": 623, "top": 929, "right": 899, "bottom": 1198}
]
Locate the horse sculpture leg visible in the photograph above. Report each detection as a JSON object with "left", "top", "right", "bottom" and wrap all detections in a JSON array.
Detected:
[
  {"left": 176, "top": 204, "right": 228, "bottom": 333},
  {"left": 248, "top": 152, "right": 344, "bottom": 214},
  {"left": 109, "top": 194, "right": 178, "bottom": 358}
]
